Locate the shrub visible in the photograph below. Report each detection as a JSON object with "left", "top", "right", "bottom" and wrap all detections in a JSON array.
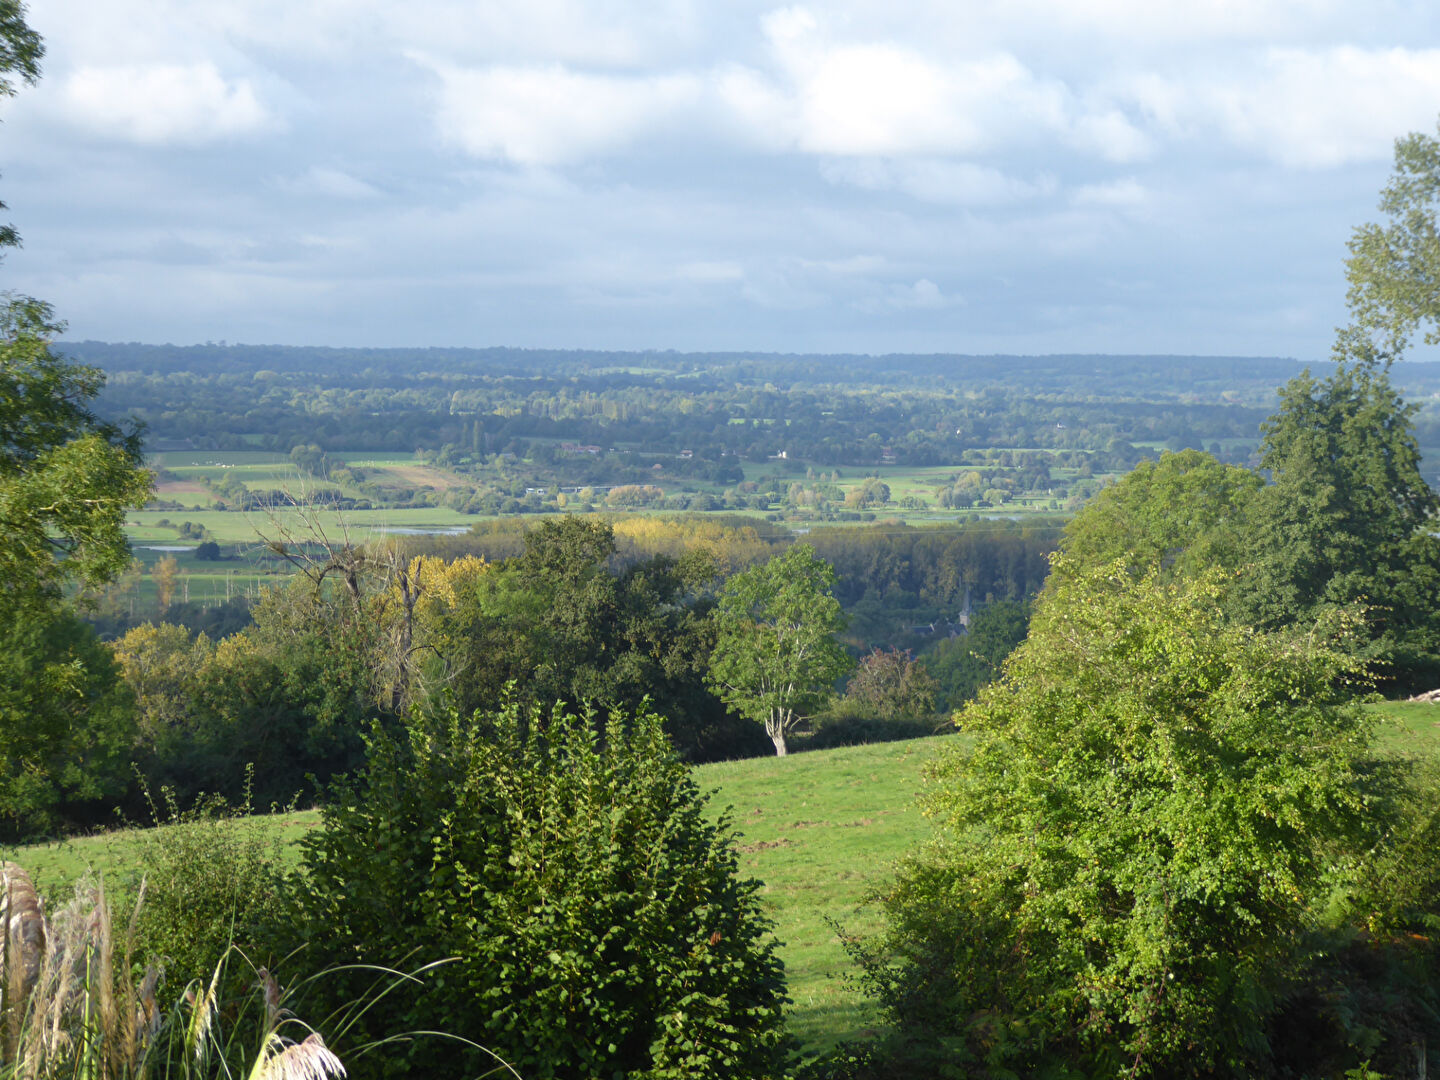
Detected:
[
  {"left": 125, "top": 781, "right": 292, "bottom": 1000},
  {"left": 858, "top": 561, "right": 1383, "bottom": 1078},
  {"left": 294, "top": 698, "right": 790, "bottom": 1080}
]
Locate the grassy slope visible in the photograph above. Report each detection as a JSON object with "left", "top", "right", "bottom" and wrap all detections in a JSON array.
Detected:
[
  {"left": 8, "top": 702, "right": 1440, "bottom": 1056},
  {"left": 698, "top": 737, "right": 945, "bottom": 1052}
]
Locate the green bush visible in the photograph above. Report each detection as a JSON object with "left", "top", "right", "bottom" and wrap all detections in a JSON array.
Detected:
[
  {"left": 858, "top": 561, "right": 1387, "bottom": 1078},
  {"left": 125, "top": 781, "right": 291, "bottom": 999},
  {"left": 293, "top": 698, "right": 790, "bottom": 1080}
]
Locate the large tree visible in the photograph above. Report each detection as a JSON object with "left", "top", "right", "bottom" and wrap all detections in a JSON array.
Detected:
[
  {"left": 0, "top": 0, "right": 41, "bottom": 252},
  {"left": 1229, "top": 334, "right": 1440, "bottom": 691},
  {"left": 1054, "top": 447, "right": 1260, "bottom": 585},
  {"left": 707, "top": 543, "right": 851, "bottom": 755},
  {"left": 0, "top": 7, "right": 152, "bottom": 836}
]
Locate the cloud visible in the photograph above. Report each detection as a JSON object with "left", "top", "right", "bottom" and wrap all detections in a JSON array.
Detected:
[
  {"left": 1124, "top": 46, "right": 1440, "bottom": 167},
  {"left": 749, "top": 10, "right": 1073, "bottom": 157},
  {"left": 57, "top": 63, "right": 271, "bottom": 144},
  {"left": 882, "top": 277, "right": 951, "bottom": 310},
  {"left": 421, "top": 58, "right": 703, "bottom": 165}
]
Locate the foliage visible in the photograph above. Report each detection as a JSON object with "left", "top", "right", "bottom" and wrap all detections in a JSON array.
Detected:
[
  {"left": 919, "top": 599, "right": 1030, "bottom": 711},
  {"left": 860, "top": 559, "right": 1380, "bottom": 1077},
  {"left": 194, "top": 579, "right": 377, "bottom": 807},
  {"left": 427, "top": 516, "right": 754, "bottom": 759},
  {"left": 708, "top": 544, "right": 853, "bottom": 756},
  {"left": 805, "top": 714, "right": 939, "bottom": 751},
  {"left": 1230, "top": 337, "right": 1440, "bottom": 692},
  {"left": 292, "top": 698, "right": 790, "bottom": 1080},
  {"left": 0, "top": 295, "right": 151, "bottom": 837},
  {"left": 0, "top": 0, "right": 41, "bottom": 252},
  {"left": 0, "top": 610, "right": 135, "bottom": 839},
  {"left": 1346, "top": 117, "right": 1440, "bottom": 353},
  {"left": 0, "top": 860, "right": 406, "bottom": 1080},
  {"left": 125, "top": 782, "right": 292, "bottom": 1005},
  {"left": 839, "top": 647, "right": 937, "bottom": 721},
  {"left": 0, "top": 297, "right": 150, "bottom": 612},
  {"left": 1054, "top": 448, "right": 1260, "bottom": 583}
]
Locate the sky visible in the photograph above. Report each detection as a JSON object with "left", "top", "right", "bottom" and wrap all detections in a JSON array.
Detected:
[{"left": 4, "top": 0, "right": 1440, "bottom": 360}]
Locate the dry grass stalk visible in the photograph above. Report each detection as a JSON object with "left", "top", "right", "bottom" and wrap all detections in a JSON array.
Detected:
[
  {"left": 249, "top": 1032, "right": 346, "bottom": 1080},
  {"left": 1, "top": 862, "right": 45, "bottom": 1060},
  {"left": 2, "top": 871, "right": 163, "bottom": 1080}
]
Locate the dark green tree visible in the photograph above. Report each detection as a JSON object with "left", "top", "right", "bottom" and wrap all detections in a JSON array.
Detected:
[
  {"left": 707, "top": 544, "right": 852, "bottom": 756},
  {"left": 0, "top": 298, "right": 150, "bottom": 834},
  {"left": 0, "top": 610, "right": 134, "bottom": 837},
  {"left": 428, "top": 517, "right": 744, "bottom": 758},
  {"left": 919, "top": 599, "right": 1031, "bottom": 711},
  {"left": 1230, "top": 336, "right": 1440, "bottom": 691}
]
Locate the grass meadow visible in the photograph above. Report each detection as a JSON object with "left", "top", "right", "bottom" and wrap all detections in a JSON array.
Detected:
[{"left": 8, "top": 702, "right": 1437, "bottom": 1057}]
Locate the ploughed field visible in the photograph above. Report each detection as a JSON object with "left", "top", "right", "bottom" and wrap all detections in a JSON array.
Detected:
[{"left": 8, "top": 703, "right": 1440, "bottom": 1056}]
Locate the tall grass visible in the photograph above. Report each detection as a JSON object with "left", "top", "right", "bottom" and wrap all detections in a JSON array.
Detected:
[{"left": 0, "top": 862, "right": 350, "bottom": 1080}]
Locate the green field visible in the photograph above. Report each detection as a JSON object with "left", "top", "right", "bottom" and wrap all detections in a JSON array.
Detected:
[
  {"left": 10, "top": 702, "right": 1437, "bottom": 1057},
  {"left": 2, "top": 736, "right": 947, "bottom": 1056}
]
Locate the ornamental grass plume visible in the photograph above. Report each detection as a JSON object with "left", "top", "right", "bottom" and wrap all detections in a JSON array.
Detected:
[
  {"left": 248, "top": 1031, "right": 345, "bottom": 1080},
  {"left": 1, "top": 868, "right": 162, "bottom": 1080}
]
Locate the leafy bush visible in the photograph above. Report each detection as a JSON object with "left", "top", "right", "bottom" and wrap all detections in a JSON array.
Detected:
[
  {"left": 858, "top": 561, "right": 1386, "bottom": 1078},
  {"left": 125, "top": 780, "right": 292, "bottom": 999},
  {"left": 293, "top": 698, "right": 790, "bottom": 1080}
]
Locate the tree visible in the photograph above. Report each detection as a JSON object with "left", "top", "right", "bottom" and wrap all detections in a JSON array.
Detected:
[
  {"left": 859, "top": 559, "right": 1380, "bottom": 1077},
  {"left": 151, "top": 553, "right": 179, "bottom": 614},
  {"left": 1229, "top": 335, "right": 1440, "bottom": 691},
  {"left": 294, "top": 700, "right": 790, "bottom": 1080},
  {"left": 841, "top": 647, "right": 937, "bottom": 721},
  {"left": 1345, "top": 117, "right": 1440, "bottom": 353},
  {"left": 919, "top": 598, "right": 1031, "bottom": 710},
  {"left": 0, "top": 1, "right": 41, "bottom": 252},
  {"left": 1054, "top": 448, "right": 1260, "bottom": 584},
  {"left": 1, "top": 297, "right": 151, "bottom": 612},
  {"left": 707, "top": 544, "right": 852, "bottom": 756}
]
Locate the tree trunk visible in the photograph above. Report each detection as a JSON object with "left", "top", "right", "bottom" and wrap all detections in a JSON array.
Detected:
[{"left": 767, "top": 713, "right": 788, "bottom": 756}]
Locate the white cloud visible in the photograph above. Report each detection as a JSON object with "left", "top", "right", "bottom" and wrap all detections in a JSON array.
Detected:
[
  {"left": 422, "top": 59, "right": 703, "bottom": 165},
  {"left": 882, "top": 277, "right": 950, "bottom": 310},
  {"left": 1124, "top": 46, "right": 1440, "bottom": 167},
  {"left": 57, "top": 63, "right": 270, "bottom": 144}
]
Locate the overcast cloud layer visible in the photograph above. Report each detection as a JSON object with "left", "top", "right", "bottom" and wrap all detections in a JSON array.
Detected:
[{"left": 4, "top": 0, "right": 1439, "bottom": 359}]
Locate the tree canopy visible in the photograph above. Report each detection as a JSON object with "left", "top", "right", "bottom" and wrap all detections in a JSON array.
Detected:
[
  {"left": 1229, "top": 334, "right": 1440, "bottom": 690},
  {"left": 1346, "top": 118, "right": 1440, "bottom": 353},
  {"left": 861, "top": 560, "right": 1385, "bottom": 1077}
]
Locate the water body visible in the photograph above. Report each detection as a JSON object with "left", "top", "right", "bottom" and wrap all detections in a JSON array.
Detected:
[
  {"left": 140, "top": 544, "right": 193, "bottom": 552},
  {"left": 375, "top": 526, "right": 471, "bottom": 536}
]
